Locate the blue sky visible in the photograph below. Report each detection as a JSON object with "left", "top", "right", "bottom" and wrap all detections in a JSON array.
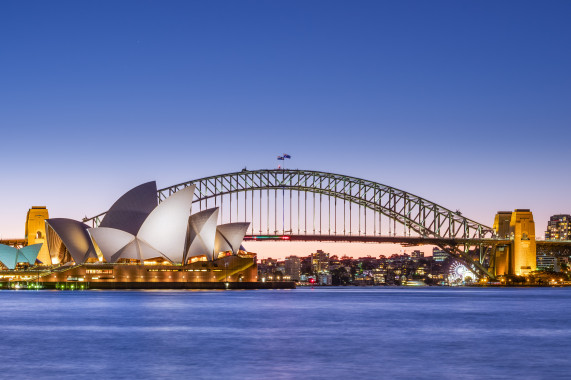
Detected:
[{"left": 1, "top": 1, "right": 570, "bottom": 256}]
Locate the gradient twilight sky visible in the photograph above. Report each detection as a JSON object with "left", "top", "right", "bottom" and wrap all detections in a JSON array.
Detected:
[{"left": 1, "top": 1, "right": 570, "bottom": 258}]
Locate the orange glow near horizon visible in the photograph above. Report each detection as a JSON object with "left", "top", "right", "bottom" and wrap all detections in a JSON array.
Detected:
[{"left": 246, "top": 241, "right": 437, "bottom": 260}]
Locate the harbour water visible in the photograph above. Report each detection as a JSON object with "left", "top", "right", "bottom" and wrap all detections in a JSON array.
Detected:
[{"left": 0, "top": 287, "right": 569, "bottom": 379}]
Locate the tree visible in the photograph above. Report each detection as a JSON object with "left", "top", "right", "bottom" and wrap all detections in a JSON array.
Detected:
[{"left": 331, "top": 267, "right": 352, "bottom": 286}]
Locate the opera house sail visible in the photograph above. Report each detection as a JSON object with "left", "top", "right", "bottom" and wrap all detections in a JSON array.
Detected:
[
  {"left": 0, "top": 244, "right": 42, "bottom": 270},
  {"left": 45, "top": 218, "right": 97, "bottom": 264}
]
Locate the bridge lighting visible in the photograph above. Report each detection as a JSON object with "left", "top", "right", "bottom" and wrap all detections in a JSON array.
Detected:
[{"left": 249, "top": 235, "right": 287, "bottom": 240}]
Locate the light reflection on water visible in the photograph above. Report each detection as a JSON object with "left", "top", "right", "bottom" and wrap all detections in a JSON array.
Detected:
[{"left": 0, "top": 287, "right": 569, "bottom": 379}]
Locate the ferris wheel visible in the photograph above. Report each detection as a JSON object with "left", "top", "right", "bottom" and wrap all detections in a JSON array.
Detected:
[{"left": 449, "top": 262, "right": 477, "bottom": 282}]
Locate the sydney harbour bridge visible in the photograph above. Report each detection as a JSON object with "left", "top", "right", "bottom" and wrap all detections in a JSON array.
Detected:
[{"left": 83, "top": 169, "right": 570, "bottom": 280}]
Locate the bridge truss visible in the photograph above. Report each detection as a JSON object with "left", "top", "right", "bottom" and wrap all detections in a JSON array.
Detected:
[{"left": 86, "top": 169, "right": 499, "bottom": 278}]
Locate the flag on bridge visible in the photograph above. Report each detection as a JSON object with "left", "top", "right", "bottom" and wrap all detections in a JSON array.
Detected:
[
  {"left": 283, "top": 154, "right": 291, "bottom": 159},
  {"left": 277, "top": 156, "right": 284, "bottom": 160}
]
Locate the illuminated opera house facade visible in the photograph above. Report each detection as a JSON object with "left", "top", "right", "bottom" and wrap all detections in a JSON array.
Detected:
[{"left": 0, "top": 182, "right": 267, "bottom": 289}]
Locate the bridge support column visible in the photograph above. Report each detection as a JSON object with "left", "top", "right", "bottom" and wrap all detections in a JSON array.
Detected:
[
  {"left": 491, "top": 209, "right": 536, "bottom": 276},
  {"left": 26, "top": 206, "right": 50, "bottom": 264},
  {"left": 510, "top": 209, "right": 536, "bottom": 275}
]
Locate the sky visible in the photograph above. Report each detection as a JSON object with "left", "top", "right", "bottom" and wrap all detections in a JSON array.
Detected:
[{"left": 1, "top": 1, "right": 570, "bottom": 258}]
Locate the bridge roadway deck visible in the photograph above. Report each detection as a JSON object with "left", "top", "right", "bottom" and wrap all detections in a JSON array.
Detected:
[
  {"left": 245, "top": 235, "right": 571, "bottom": 253},
  {"left": 537, "top": 240, "right": 571, "bottom": 248},
  {"left": 244, "top": 234, "right": 512, "bottom": 246}
]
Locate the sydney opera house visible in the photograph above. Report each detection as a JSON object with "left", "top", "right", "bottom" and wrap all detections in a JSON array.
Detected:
[{"left": 0, "top": 182, "right": 281, "bottom": 289}]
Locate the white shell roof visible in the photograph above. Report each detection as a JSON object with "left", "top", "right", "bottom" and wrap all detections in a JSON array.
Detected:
[
  {"left": 186, "top": 208, "right": 219, "bottom": 262},
  {"left": 214, "top": 223, "right": 250, "bottom": 255},
  {"left": 137, "top": 184, "right": 195, "bottom": 263},
  {"left": 99, "top": 181, "right": 158, "bottom": 235},
  {"left": 88, "top": 227, "right": 136, "bottom": 262},
  {"left": 46, "top": 219, "right": 97, "bottom": 264}
]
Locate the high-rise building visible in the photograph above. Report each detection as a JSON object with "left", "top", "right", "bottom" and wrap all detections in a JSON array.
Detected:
[
  {"left": 311, "top": 250, "right": 329, "bottom": 273},
  {"left": 537, "top": 254, "right": 557, "bottom": 271},
  {"left": 411, "top": 250, "right": 424, "bottom": 261},
  {"left": 545, "top": 214, "right": 571, "bottom": 240},
  {"left": 284, "top": 255, "right": 301, "bottom": 281},
  {"left": 257, "top": 258, "right": 279, "bottom": 280},
  {"left": 432, "top": 247, "right": 448, "bottom": 262}
]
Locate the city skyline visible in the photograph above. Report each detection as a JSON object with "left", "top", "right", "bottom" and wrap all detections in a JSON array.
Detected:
[{"left": 1, "top": 1, "right": 570, "bottom": 260}]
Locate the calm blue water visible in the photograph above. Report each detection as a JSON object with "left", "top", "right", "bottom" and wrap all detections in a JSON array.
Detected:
[{"left": 0, "top": 287, "right": 569, "bottom": 379}]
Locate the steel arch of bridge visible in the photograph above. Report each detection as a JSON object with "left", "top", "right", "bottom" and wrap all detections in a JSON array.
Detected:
[{"left": 157, "top": 169, "right": 494, "bottom": 240}]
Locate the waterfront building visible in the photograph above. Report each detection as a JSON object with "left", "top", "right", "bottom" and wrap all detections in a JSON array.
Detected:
[
  {"left": 372, "top": 268, "right": 385, "bottom": 284},
  {"left": 329, "top": 255, "right": 341, "bottom": 269},
  {"left": 284, "top": 255, "right": 301, "bottom": 281},
  {"left": 411, "top": 250, "right": 424, "bottom": 261},
  {"left": 261, "top": 258, "right": 278, "bottom": 267},
  {"left": 357, "top": 255, "right": 379, "bottom": 269},
  {"left": 276, "top": 262, "right": 286, "bottom": 277},
  {"left": 545, "top": 214, "right": 571, "bottom": 240},
  {"left": 537, "top": 254, "right": 557, "bottom": 271},
  {"left": 353, "top": 272, "right": 374, "bottom": 286},
  {"left": 311, "top": 250, "right": 330, "bottom": 273},
  {"left": 432, "top": 248, "right": 448, "bottom": 262},
  {"left": 258, "top": 258, "right": 279, "bottom": 280},
  {"left": 319, "top": 273, "right": 332, "bottom": 285},
  {"left": 308, "top": 250, "right": 332, "bottom": 285}
]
